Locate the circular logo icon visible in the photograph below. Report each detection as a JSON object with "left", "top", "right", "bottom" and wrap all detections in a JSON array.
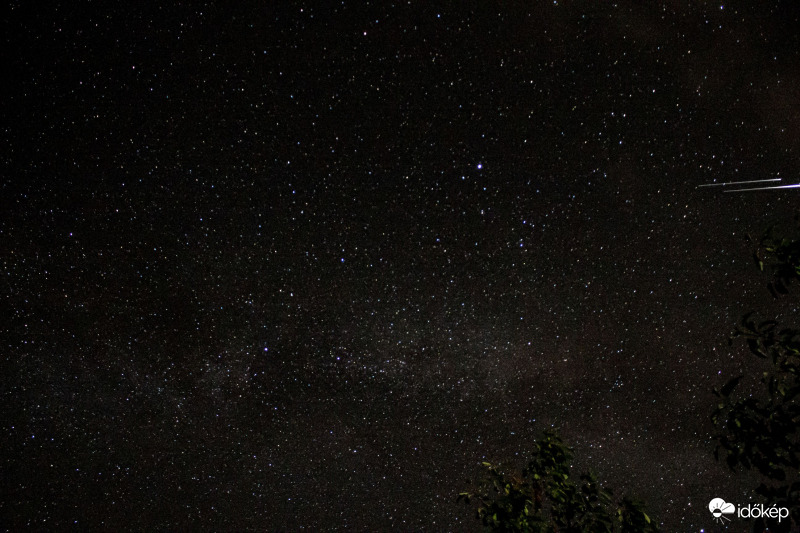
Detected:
[{"left": 709, "top": 498, "right": 736, "bottom": 524}]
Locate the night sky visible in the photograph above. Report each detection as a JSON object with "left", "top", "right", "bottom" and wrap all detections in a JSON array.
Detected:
[{"left": 3, "top": 1, "right": 800, "bottom": 530}]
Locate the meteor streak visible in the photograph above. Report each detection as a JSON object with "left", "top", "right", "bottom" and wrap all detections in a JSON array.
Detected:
[
  {"left": 724, "top": 183, "right": 800, "bottom": 192},
  {"left": 697, "top": 178, "right": 782, "bottom": 187}
]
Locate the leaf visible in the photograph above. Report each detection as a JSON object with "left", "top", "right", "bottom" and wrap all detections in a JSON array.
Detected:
[
  {"left": 747, "top": 339, "right": 764, "bottom": 357},
  {"left": 720, "top": 375, "right": 743, "bottom": 397},
  {"left": 754, "top": 251, "right": 764, "bottom": 270},
  {"left": 726, "top": 454, "right": 738, "bottom": 469},
  {"left": 759, "top": 320, "right": 778, "bottom": 331}
]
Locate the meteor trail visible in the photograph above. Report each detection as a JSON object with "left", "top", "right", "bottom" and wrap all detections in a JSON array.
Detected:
[
  {"left": 723, "top": 183, "right": 800, "bottom": 192},
  {"left": 697, "top": 178, "right": 782, "bottom": 188}
]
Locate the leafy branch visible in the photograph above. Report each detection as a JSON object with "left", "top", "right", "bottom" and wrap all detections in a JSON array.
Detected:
[
  {"left": 458, "top": 431, "right": 658, "bottom": 533},
  {"left": 752, "top": 215, "right": 800, "bottom": 297},
  {"left": 712, "top": 219, "right": 800, "bottom": 532}
]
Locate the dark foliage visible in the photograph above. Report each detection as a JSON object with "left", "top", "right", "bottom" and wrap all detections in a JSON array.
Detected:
[
  {"left": 713, "top": 225, "right": 800, "bottom": 532},
  {"left": 458, "top": 431, "right": 659, "bottom": 533},
  {"left": 752, "top": 215, "right": 800, "bottom": 297}
]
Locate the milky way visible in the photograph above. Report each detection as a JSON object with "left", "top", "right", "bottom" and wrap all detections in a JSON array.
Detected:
[{"left": 3, "top": 2, "right": 799, "bottom": 530}]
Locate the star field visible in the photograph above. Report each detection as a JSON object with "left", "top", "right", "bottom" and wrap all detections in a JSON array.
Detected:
[{"left": 2, "top": 2, "right": 800, "bottom": 530}]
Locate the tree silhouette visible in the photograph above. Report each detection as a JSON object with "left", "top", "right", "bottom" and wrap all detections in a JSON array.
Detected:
[
  {"left": 712, "top": 218, "right": 800, "bottom": 533},
  {"left": 458, "top": 431, "right": 659, "bottom": 532},
  {"left": 751, "top": 213, "right": 800, "bottom": 297}
]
